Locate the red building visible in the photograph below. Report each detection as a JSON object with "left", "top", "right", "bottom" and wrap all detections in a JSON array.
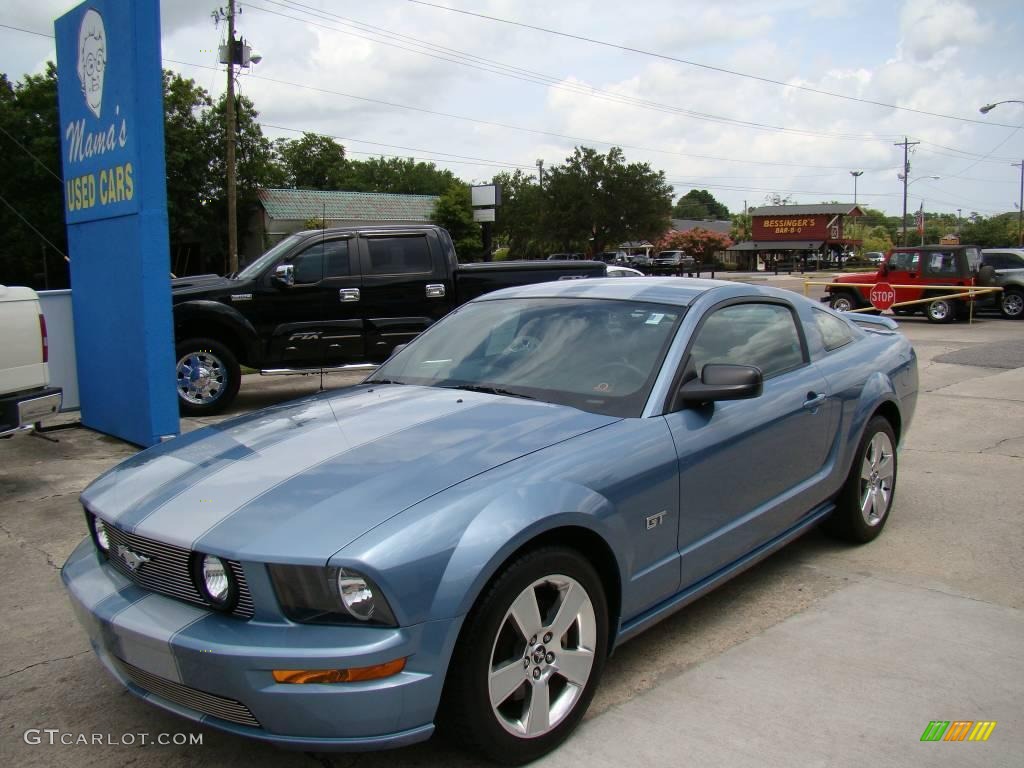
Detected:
[{"left": 727, "top": 204, "right": 863, "bottom": 270}]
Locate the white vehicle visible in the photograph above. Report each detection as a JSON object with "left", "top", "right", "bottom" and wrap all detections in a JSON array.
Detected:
[{"left": 0, "top": 285, "right": 62, "bottom": 437}]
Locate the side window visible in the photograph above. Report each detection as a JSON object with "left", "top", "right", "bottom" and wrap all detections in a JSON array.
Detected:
[
  {"left": 366, "top": 236, "right": 433, "bottom": 275},
  {"left": 322, "top": 240, "right": 352, "bottom": 278},
  {"left": 925, "top": 251, "right": 957, "bottom": 276},
  {"left": 283, "top": 243, "right": 324, "bottom": 284},
  {"left": 813, "top": 309, "right": 857, "bottom": 352},
  {"left": 889, "top": 251, "right": 920, "bottom": 271},
  {"left": 688, "top": 303, "right": 805, "bottom": 380}
]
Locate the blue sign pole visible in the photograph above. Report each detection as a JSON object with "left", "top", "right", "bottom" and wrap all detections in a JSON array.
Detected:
[{"left": 55, "top": 0, "right": 178, "bottom": 447}]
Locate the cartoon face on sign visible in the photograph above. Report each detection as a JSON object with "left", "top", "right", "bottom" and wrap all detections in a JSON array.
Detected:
[{"left": 76, "top": 8, "right": 106, "bottom": 119}]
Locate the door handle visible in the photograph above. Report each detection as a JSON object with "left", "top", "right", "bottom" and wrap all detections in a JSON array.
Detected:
[
  {"left": 339, "top": 288, "right": 360, "bottom": 303},
  {"left": 803, "top": 392, "right": 827, "bottom": 411},
  {"left": 426, "top": 283, "right": 446, "bottom": 298}
]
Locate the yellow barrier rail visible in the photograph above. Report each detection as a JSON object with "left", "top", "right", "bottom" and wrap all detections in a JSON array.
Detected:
[{"left": 803, "top": 281, "right": 1003, "bottom": 323}]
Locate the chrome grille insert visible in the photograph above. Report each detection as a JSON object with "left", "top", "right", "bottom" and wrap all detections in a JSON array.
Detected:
[
  {"left": 115, "top": 657, "right": 261, "bottom": 728},
  {"left": 97, "top": 518, "right": 254, "bottom": 619}
]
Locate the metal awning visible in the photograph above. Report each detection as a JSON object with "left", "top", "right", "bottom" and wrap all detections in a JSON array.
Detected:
[{"left": 727, "top": 241, "right": 824, "bottom": 252}]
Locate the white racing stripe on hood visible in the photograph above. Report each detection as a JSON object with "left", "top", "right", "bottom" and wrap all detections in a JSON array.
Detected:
[
  {"left": 108, "top": 594, "right": 208, "bottom": 684},
  {"left": 130, "top": 390, "right": 483, "bottom": 549}
]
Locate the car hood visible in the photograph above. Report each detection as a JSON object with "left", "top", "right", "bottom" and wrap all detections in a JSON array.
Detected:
[
  {"left": 832, "top": 271, "right": 880, "bottom": 284},
  {"left": 171, "top": 274, "right": 242, "bottom": 299},
  {"left": 81, "top": 385, "right": 618, "bottom": 563}
]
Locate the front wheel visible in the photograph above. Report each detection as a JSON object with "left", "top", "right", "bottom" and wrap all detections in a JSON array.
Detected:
[
  {"left": 443, "top": 547, "right": 608, "bottom": 765},
  {"left": 925, "top": 297, "right": 957, "bottom": 324},
  {"left": 1001, "top": 288, "right": 1024, "bottom": 319},
  {"left": 175, "top": 338, "right": 241, "bottom": 416},
  {"left": 824, "top": 416, "right": 898, "bottom": 543}
]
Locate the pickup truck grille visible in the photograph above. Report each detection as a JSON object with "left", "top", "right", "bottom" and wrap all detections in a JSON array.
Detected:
[{"left": 96, "top": 517, "right": 254, "bottom": 619}]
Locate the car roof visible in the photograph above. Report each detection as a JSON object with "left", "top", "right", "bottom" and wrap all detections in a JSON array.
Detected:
[{"left": 475, "top": 276, "right": 760, "bottom": 307}]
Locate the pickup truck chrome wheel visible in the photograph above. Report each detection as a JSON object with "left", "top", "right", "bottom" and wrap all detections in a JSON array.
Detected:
[
  {"left": 1001, "top": 289, "right": 1024, "bottom": 319},
  {"left": 488, "top": 574, "right": 596, "bottom": 739},
  {"left": 859, "top": 432, "right": 895, "bottom": 527},
  {"left": 443, "top": 547, "right": 607, "bottom": 764},
  {"left": 824, "top": 416, "right": 898, "bottom": 543},
  {"left": 174, "top": 338, "right": 242, "bottom": 416},
  {"left": 177, "top": 351, "right": 226, "bottom": 405}
]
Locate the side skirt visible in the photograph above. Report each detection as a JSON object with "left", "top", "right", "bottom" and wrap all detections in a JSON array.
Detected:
[{"left": 613, "top": 502, "right": 835, "bottom": 648}]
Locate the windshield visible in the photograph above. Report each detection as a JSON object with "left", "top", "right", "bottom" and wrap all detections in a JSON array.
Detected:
[
  {"left": 235, "top": 234, "right": 304, "bottom": 280},
  {"left": 368, "top": 297, "right": 684, "bottom": 417}
]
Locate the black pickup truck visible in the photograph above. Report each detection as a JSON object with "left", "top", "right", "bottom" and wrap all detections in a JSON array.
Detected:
[{"left": 172, "top": 224, "right": 606, "bottom": 414}]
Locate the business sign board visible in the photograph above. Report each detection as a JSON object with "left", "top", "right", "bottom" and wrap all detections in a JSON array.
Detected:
[
  {"left": 55, "top": 0, "right": 179, "bottom": 446},
  {"left": 472, "top": 208, "right": 496, "bottom": 223},
  {"left": 471, "top": 184, "right": 501, "bottom": 208},
  {"left": 752, "top": 214, "right": 837, "bottom": 241}
]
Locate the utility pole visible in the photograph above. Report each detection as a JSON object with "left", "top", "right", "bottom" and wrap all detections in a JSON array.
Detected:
[
  {"left": 957, "top": 208, "right": 962, "bottom": 235},
  {"left": 536, "top": 158, "right": 544, "bottom": 189},
  {"left": 226, "top": 0, "right": 238, "bottom": 275},
  {"left": 1015, "top": 160, "right": 1024, "bottom": 247},
  {"left": 895, "top": 137, "right": 919, "bottom": 246}
]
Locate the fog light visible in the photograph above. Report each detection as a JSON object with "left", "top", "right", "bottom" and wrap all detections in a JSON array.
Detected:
[
  {"left": 94, "top": 520, "right": 110, "bottom": 552},
  {"left": 201, "top": 555, "right": 230, "bottom": 604},
  {"left": 272, "top": 658, "right": 406, "bottom": 684}
]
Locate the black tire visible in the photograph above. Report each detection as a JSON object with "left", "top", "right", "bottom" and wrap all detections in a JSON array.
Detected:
[
  {"left": 925, "top": 297, "right": 957, "bottom": 324},
  {"left": 829, "top": 292, "right": 858, "bottom": 312},
  {"left": 1001, "top": 287, "right": 1024, "bottom": 320},
  {"left": 174, "top": 337, "right": 241, "bottom": 416},
  {"left": 892, "top": 307, "right": 917, "bottom": 316},
  {"left": 441, "top": 547, "right": 608, "bottom": 765},
  {"left": 824, "top": 415, "right": 898, "bottom": 544}
]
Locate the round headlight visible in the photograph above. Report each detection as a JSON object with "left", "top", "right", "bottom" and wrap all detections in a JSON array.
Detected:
[
  {"left": 201, "top": 555, "right": 230, "bottom": 604},
  {"left": 337, "top": 570, "right": 376, "bottom": 621},
  {"left": 94, "top": 519, "right": 110, "bottom": 552}
]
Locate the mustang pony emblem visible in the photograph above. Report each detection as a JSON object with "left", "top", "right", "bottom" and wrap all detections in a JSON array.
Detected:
[{"left": 116, "top": 545, "right": 150, "bottom": 572}]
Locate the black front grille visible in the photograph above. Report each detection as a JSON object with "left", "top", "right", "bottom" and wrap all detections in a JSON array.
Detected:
[
  {"left": 98, "top": 520, "right": 254, "bottom": 619},
  {"left": 115, "top": 657, "right": 261, "bottom": 728}
]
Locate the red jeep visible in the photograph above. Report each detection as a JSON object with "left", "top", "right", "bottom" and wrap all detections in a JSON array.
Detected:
[{"left": 825, "top": 245, "right": 992, "bottom": 323}]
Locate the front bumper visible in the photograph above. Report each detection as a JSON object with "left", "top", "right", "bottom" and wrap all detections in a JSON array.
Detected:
[{"left": 61, "top": 537, "right": 461, "bottom": 751}]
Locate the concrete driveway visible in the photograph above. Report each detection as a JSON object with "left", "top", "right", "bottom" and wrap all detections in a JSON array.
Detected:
[{"left": 1, "top": 315, "right": 1021, "bottom": 767}]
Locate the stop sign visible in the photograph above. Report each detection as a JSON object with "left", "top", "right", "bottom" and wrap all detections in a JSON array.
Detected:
[{"left": 869, "top": 282, "right": 897, "bottom": 311}]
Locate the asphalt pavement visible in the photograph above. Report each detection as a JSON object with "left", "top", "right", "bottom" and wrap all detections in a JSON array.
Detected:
[{"left": 0, "top": 294, "right": 1021, "bottom": 767}]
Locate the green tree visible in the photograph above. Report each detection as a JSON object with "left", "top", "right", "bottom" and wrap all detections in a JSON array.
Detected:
[
  {"left": 432, "top": 182, "right": 481, "bottom": 259},
  {"left": 492, "top": 169, "right": 546, "bottom": 259},
  {"left": 341, "top": 156, "right": 458, "bottom": 196},
  {"left": 861, "top": 225, "right": 894, "bottom": 254},
  {"left": 672, "top": 189, "right": 729, "bottom": 219},
  {"left": 275, "top": 132, "right": 347, "bottom": 189},
  {"left": 543, "top": 146, "right": 673, "bottom": 254},
  {"left": 0, "top": 64, "right": 67, "bottom": 288}
]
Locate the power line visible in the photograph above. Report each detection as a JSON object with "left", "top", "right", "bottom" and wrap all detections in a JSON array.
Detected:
[
  {"left": 0, "top": 125, "right": 64, "bottom": 184},
  {"left": 0, "top": 191, "right": 70, "bottom": 260},
  {"left": 405, "top": 0, "right": 1018, "bottom": 130},
  {"left": 169, "top": 58, "right": 896, "bottom": 171},
  {"left": 0, "top": 22, "right": 53, "bottom": 39},
  {"left": 249, "top": 0, "right": 902, "bottom": 145}
]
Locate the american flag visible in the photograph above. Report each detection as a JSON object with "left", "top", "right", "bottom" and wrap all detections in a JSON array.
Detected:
[{"left": 915, "top": 203, "right": 925, "bottom": 235}]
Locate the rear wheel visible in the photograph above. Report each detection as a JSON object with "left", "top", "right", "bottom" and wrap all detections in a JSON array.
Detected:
[
  {"left": 1001, "top": 288, "right": 1024, "bottom": 319},
  {"left": 925, "top": 297, "right": 956, "bottom": 324},
  {"left": 829, "top": 292, "right": 857, "bottom": 312},
  {"left": 442, "top": 547, "right": 608, "bottom": 765},
  {"left": 175, "top": 338, "right": 241, "bottom": 416},
  {"left": 824, "top": 416, "right": 897, "bottom": 543}
]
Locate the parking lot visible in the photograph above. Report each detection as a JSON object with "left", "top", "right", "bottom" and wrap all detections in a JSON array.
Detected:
[{"left": 1, "top": 291, "right": 1022, "bottom": 767}]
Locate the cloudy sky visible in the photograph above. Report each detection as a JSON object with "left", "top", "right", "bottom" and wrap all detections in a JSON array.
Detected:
[{"left": 3, "top": 0, "right": 1024, "bottom": 218}]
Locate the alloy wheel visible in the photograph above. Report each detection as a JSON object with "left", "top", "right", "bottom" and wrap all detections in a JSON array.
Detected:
[
  {"left": 488, "top": 575, "right": 597, "bottom": 739},
  {"left": 860, "top": 432, "right": 895, "bottom": 526},
  {"left": 176, "top": 350, "right": 227, "bottom": 405}
]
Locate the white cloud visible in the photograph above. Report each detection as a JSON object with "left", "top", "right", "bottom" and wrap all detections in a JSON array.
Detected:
[{"left": 898, "top": 0, "right": 990, "bottom": 63}]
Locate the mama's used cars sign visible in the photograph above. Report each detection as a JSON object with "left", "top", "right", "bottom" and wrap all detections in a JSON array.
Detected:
[
  {"left": 55, "top": 0, "right": 178, "bottom": 447},
  {"left": 58, "top": 6, "right": 139, "bottom": 222}
]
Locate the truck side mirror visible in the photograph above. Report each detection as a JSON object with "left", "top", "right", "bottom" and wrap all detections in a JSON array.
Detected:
[{"left": 272, "top": 263, "right": 294, "bottom": 287}]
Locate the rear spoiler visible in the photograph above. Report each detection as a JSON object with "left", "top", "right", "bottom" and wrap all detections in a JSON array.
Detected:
[{"left": 848, "top": 314, "right": 899, "bottom": 331}]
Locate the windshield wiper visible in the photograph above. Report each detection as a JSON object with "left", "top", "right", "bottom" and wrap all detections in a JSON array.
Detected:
[
  {"left": 445, "top": 384, "right": 535, "bottom": 400},
  {"left": 366, "top": 378, "right": 405, "bottom": 385}
]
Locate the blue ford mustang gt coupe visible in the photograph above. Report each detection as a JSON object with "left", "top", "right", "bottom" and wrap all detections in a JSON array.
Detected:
[{"left": 63, "top": 278, "right": 917, "bottom": 763}]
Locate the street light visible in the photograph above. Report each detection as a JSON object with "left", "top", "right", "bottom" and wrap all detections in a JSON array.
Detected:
[
  {"left": 849, "top": 170, "right": 863, "bottom": 204},
  {"left": 979, "top": 100, "right": 1024, "bottom": 246}
]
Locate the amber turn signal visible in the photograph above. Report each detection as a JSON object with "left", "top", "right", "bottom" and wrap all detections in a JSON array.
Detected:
[{"left": 272, "top": 657, "right": 406, "bottom": 684}]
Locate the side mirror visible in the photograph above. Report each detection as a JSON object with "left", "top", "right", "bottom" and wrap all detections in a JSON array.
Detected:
[
  {"left": 272, "top": 263, "right": 294, "bottom": 287},
  {"left": 677, "top": 364, "right": 763, "bottom": 404}
]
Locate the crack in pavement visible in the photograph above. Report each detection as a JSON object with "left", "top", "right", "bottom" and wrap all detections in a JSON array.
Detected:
[
  {"left": 0, "top": 521, "right": 62, "bottom": 572},
  {"left": 0, "top": 650, "right": 91, "bottom": 681}
]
